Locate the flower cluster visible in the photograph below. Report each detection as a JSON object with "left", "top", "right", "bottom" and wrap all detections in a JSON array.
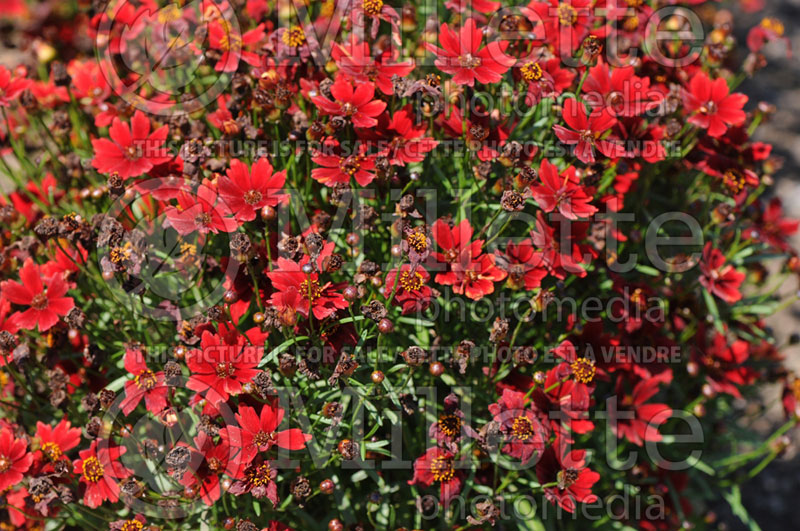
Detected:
[{"left": 0, "top": 0, "right": 797, "bottom": 529}]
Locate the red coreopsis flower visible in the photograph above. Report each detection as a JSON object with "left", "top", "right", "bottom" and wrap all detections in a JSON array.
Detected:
[
  {"left": 228, "top": 457, "right": 279, "bottom": 506},
  {"left": 495, "top": 239, "right": 548, "bottom": 290},
  {"left": 0, "top": 427, "right": 33, "bottom": 492},
  {"left": 378, "top": 106, "right": 438, "bottom": 166},
  {"left": 696, "top": 332, "right": 755, "bottom": 398},
  {"left": 186, "top": 331, "right": 263, "bottom": 405},
  {"left": 683, "top": 72, "right": 747, "bottom": 138},
  {"left": 384, "top": 264, "right": 433, "bottom": 314},
  {"left": 220, "top": 402, "right": 311, "bottom": 465},
  {"left": 699, "top": 242, "right": 745, "bottom": 304},
  {"left": 582, "top": 61, "right": 664, "bottom": 117},
  {"left": 744, "top": 198, "right": 799, "bottom": 251},
  {"left": 553, "top": 98, "right": 624, "bottom": 164},
  {"left": 530, "top": 159, "right": 598, "bottom": 220},
  {"left": 34, "top": 418, "right": 81, "bottom": 469},
  {"left": 535, "top": 438, "right": 600, "bottom": 513},
  {"left": 73, "top": 440, "right": 132, "bottom": 508},
  {"left": 429, "top": 394, "right": 477, "bottom": 453},
  {"left": 489, "top": 389, "right": 549, "bottom": 463},
  {"left": 408, "top": 447, "right": 465, "bottom": 507},
  {"left": 311, "top": 76, "right": 387, "bottom": 128},
  {"left": 119, "top": 345, "right": 169, "bottom": 416},
  {"left": 208, "top": 20, "right": 265, "bottom": 72},
  {"left": 0, "top": 257, "right": 75, "bottom": 332},
  {"left": 432, "top": 218, "right": 507, "bottom": 300},
  {"left": 311, "top": 144, "right": 377, "bottom": 187},
  {"left": 179, "top": 432, "right": 241, "bottom": 506},
  {"left": 525, "top": 0, "right": 595, "bottom": 55},
  {"left": 267, "top": 257, "right": 349, "bottom": 320},
  {"left": 332, "top": 38, "right": 414, "bottom": 95},
  {"left": 520, "top": 58, "right": 576, "bottom": 106},
  {"left": 0, "top": 65, "right": 31, "bottom": 107},
  {"left": 610, "top": 371, "right": 673, "bottom": 446},
  {"left": 164, "top": 181, "right": 239, "bottom": 235},
  {"left": 529, "top": 212, "right": 592, "bottom": 279},
  {"left": 91, "top": 110, "right": 171, "bottom": 179},
  {"left": 424, "top": 18, "right": 516, "bottom": 87},
  {"left": 219, "top": 158, "right": 287, "bottom": 223}
]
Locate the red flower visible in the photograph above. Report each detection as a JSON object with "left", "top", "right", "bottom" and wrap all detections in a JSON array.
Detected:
[
  {"left": 0, "top": 427, "right": 33, "bottom": 492},
  {"left": 683, "top": 72, "right": 747, "bottom": 138},
  {"left": 520, "top": 58, "right": 576, "bottom": 106},
  {"left": 34, "top": 418, "right": 81, "bottom": 468},
  {"left": 220, "top": 402, "right": 311, "bottom": 465},
  {"left": 332, "top": 38, "right": 414, "bottom": 95},
  {"left": 529, "top": 212, "right": 592, "bottom": 279},
  {"left": 408, "top": 447, "right": 464, "bottom": 507},
  {"left": 91, "top": 110, "right": 171, "bottom": 179},
  {"left": 119, "top": 345, "right": 169, "bottom": 416},
  {"left": 425, "top": 18, "right": 515, "bottom": 87},
  {"left": 582, "top": 61, "right": 664, "bottom": 117},
  {"left": 186, "top": 331, "right": 263, "bottom": 405},
  {"left": 610, "top": 372, "right": 673, "bottom": 446},
  {"left": 0, "top": 257, "right": 75, "bottom": 332},
  {"left": 495, "top": 238, "right": 548, "bottom": 290},
  {"left": 164, "top": 181, "right": 239, "bottom": 235},
  {"left": 429, "top": 394, "right": 477, "bottom": 453},
  {"left": 744, "top": 198, "right": 799, "bottom": 251},
  {"left": 432, "top": 218, "right": 507, "bottom": 300},
  {"left": 179, "top": 432, "right": 241, "bottom": 506},
  {"left": 219, "top": 158, "right": 286, "bottom": 223},
  {"left": 208, "top": 21, "right": 265, "bottom": 72},
  {"left": 0, "top": 65, "right": 31, "bottom": 107},
  {"left": 535, "top": 438, "right": 600, "bottom": 513},
  {"left": 378, "top": 106, "right": 438, "bottom": 166},
  {"left": 488, "top": 389, "right": 549, "bottom": 463},
  {"left": 228, "top": 458, "right": 279, "bottom": 506},
  {"left": 530, "top": 159, "right": 598, "bottom": 220},
  {"left": 384, "top": 264, "right": 433, "bottom": 315},
  {"left": 699, "top": 242, "right": 745, "bottom": 304},
  {"left": 267, "top": 257, "right": 349, "bottom": 320},
  {"left": 553, "top": 98, "right": 624, "bottom": 164},
  {"left": 311, "top": 144, "right": 377, "bottom": 187},
  {"left": 73, "top": 440, "right": 132, "bottom": 508},
  {"left": 311, "top": 76, "right": 387, "bottom": 128},
  {"left": 525, "top": 0, "right": 595, "bottom": 55}
]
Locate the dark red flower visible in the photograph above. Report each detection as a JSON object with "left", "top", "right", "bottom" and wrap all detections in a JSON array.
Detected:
[
  {"left": 377, "top": 106, "right": 438, "bottom": 166},
  {"left": 699, "top": 242, "right": 745, "bottom": 304},
  {"left": 73, "top": 440, "right": 132, "bottom": 508},
  {"left": 525, "top": 0, "right": 595, "bottom": 55},
  {"left": 228, "top": 458, "right": 279, "bottom": 506},
  {"left": 495, "top": 239, "right": 548, "bottom": 290},
  {"left": 91, "top": 110, "right": 171, "bottom": 179},
  {"left": 610, "top": 371, "right": 673, "bottom": 446},
  {"left": 582, "top": 61, "right": 664, "bottom": 117},
  {"left": 529, "top": 212, "right": 593, "bottom": 279},
  {"left": 408, "top": 447, "right": 464, "bottom": 507},
  {"left": 683, "top": 72, "right": 747, "bottom": 138},
  {"left": 384, "top": 264, "right": 433, "bottom": 315},
  {"left": 535, "top": 438, "right": 600, "bottom": 513},
  {"left": 488, "top": 389, "right": 549, "bottom": 463},
  {"left": 0, "top": 257, "right": 75, "bottom": 332},
  {"left": 429, "top": 394, "right": 477, "bottom": 453},
  {"left": 424, "top": 18, "right": 515, "bottom": 87},
  {"left": 220, "top": 402, "right": 311, "bottom": 465},
  {"left": 311, "top": 144, "right": 377, "bottom": 187}
]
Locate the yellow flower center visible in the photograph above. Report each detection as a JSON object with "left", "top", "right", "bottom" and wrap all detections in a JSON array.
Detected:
[
  {"left": 521, "top": 62, "right": 543, "bottom": 82},
  {"left": 570, "top": 358, "right": 596, "bottom": 384},
  {"left": 437, "top": 414, "right": 462, "bottom": 437},
  {"left": 82, "top": 456, "right": 105, "bottom": 483},
  {"left": 363, "top": 0, "right": 384, "bottom": 16},
  {"left": 557, "top": 3, "right": 578, "bottom": 26},
  {"left": 282, "top": 26, "right": 306, "bottom": 47},
  {"left": 41, "top": 441, "right": 63, "bottom": 462},
  {"left": 399, "top": 270, "right": 424, "bottom": 292},
  {"left": 511, "top": 416, "right": 535, "bottom": 441},
  {"left": 430, "top": 455, "right": 455, "bottom": 482}
]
